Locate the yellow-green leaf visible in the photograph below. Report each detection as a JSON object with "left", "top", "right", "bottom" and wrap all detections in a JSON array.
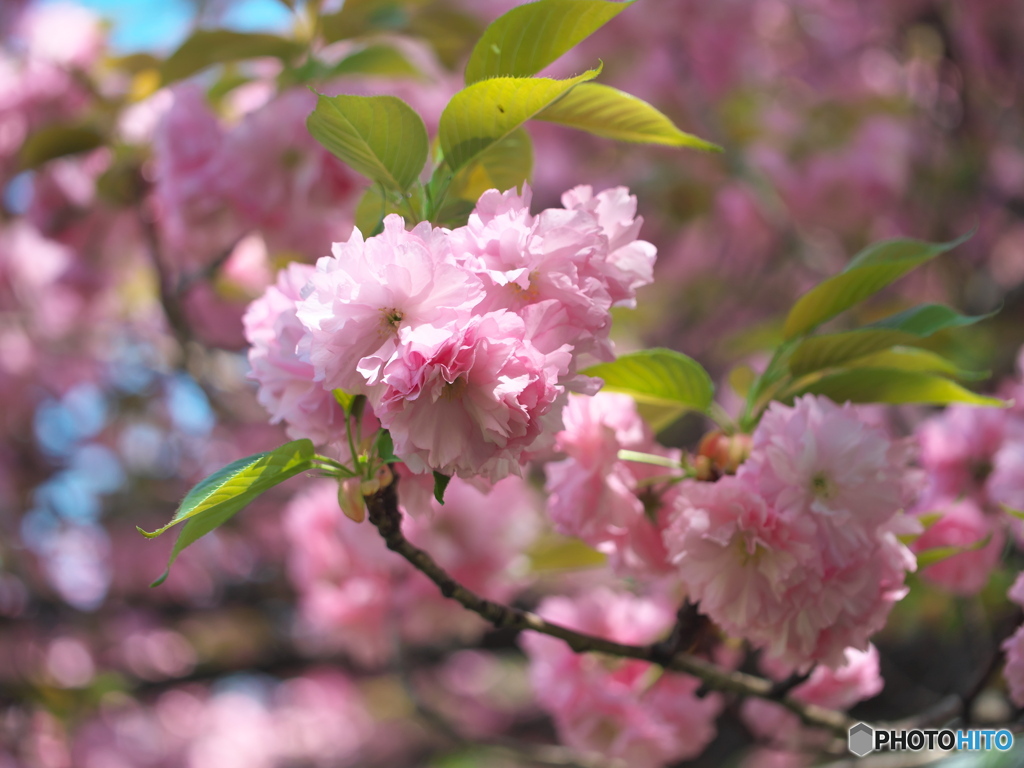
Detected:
[
  {"left": 330, "top": 44, "right": 421, "bottom": 78},
  {"left": 536, "top": 83, "right": 721, "bottom": 150},
  {"left": 140, "top": 440, "right": 315, "bottom": 586},
  {"left": 353, "top": 184, "right": 404, "bottom": 236},
  {"left": 842, "top": 347, "right": 986, "bottom": 381},
  {"left": 796, "top": 368, "right": 1006, "bottom": 407},
  {"left": 528, "top": 533, "right": 607, "bottom": 572},
  {"left": 789, "top": 302, "right": 993, "bottom": 378},
  {"left": 783, "top": 233, "right": 972, "bottom": 340},
  {"left": 19, "top": 125, "right": 104, "bottom": 169},
  {"left": 583, "top": 348, "right": 714, "bottom": 431},
  {"left": 916, "top": 534, "right": 992, "bottom": 569},
  {"left": 160, "top": 30, "right": 304, "bottom": 84},
  {"left": 465, "top": 0, "right": 632, "bottom": 83},
  {"left": 439, "top": 66, "right": 601, "bottom": 173},
  {"left": 307, "top": 94, "right": 428, "bottom": 191},
  {"left": 448, "top": 127, "right": 533, "bottom": 203}
]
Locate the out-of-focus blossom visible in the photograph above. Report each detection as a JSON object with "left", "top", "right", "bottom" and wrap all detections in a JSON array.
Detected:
[
  {"left": 742, "top": 645, "right": 884, "bottom": 748},
  {"left": 912, "top": 496, "right": 1003, "bottom": 595},
  {"left": 545, "top": 391, "right": 676, "bottom": 577},
  {"left": 522, "top": 588, "right": 722, "bottom": 767}
]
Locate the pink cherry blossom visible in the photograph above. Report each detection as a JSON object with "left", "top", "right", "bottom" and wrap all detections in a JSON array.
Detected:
[
  {"left": 560, "top": 185, "right": 658, "bottom": 308},
  {"left": 665, "top": 474, "right": 915, "bottom": 668},
  {"left": 664, "top": 477, "right": 819, "bottom": 651},
  {"left": 296, "top": 215, "right": 485, "bottom": 395},
  {"left": 545, "top": 391, "right": 676, "bottom": 576},
  {"left": 371, "top": 311, "right": 570, "bottom": 481},
  {"left": 448, "top": 185, "right": 615, "bottom": 360},
  {"left": 1003, "top": 626, "right": 1024, "bottom": 707},
  {"left": 917, "top": 403, "right": 1007, "bottom": 501},
  {"left": 739, "top": 395, "right": 908, "bottom": 563},
  {"left": 150, "top": 84, "right": 238, "bottom": 261},
  {"left": 912, "top": 496, "right": 1003, "bottom": 595},
  {"left": 521, "top": 588, "right": 722, "bottom": 767},
  {"left": 743, "top": 645, "right": 883, "bottom": 747},
  {"left": 243, "top": 262, "right": 345, "bottom": 445}
]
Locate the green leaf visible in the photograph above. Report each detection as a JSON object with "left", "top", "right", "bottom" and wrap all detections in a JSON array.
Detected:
[
  {"left": 794, "top": 368, "right": 1006, "bottom": 407},
  {"left": 439, "top": 66, "right": 601, "bottom": 173},
  {"left": 353, "top": 184, "right": 404, "bottom": 236},
  {"left": 307, "top": 93, "right": 429, "bottom": 191},
  {"left": 160, "top": 30, "right": 304, "bottom": 84},
  {"left": 375, "top": 430, "right": 399, "bottom": 464},
  {"left": 1003, "top": 505, "right": 1024, "bottom": 522},
  {"left": 536, "top": 83, "right": 721, "bottom": 150},
  {"left": 319, "top": 0, "right": 411, "bottom": 43},
  {"left": 783, "top": 233, "right": 972, "bottom": 340},
  {"left": 841, "top": 347, "right": 987, "bottom": 381},
  {"left": 140, "top": 440, "right": 315, "bottom": 586},
  {"left": 465, "top": 0, "right": 631, "bottom": 84},
  {"left": 332, "top": 389, "right": 366, "bottom": 418},
  {"left": 433, "top": 471, "right": 451, "bottom": 505},
  {"left": 897, "top": 511, "right": 944, "bottom": 545},
  {"left": 447, "top": 127, "right": 533, "bottom": 204},
  {"left": 527, "top": 533, "right": 607, "bottom": 572},
  {"left": 19, "top": 125, "right": 105, "bottom": 169},
  {"left": 583, "top": 348, "right": 714, "bottom": 431},
  {"left": 789, "top": 303, "right": 993, "bottom": 377},
  {"left": 916, "top": 534, "right": 992, "bottom": 569},
  {"left": 869, "top": 303, "right": 996, "bottom": 336},
  {"left": 330, "top": 44, "right": 421, "bottom": 78}
]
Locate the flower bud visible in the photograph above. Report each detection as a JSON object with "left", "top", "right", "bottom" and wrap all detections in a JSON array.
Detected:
[
  {"left": 338, "top": 477, "right": 365, "bottom": 523},
  {"left": 698, "top": 431, "right": 752, "bottom": 476}
]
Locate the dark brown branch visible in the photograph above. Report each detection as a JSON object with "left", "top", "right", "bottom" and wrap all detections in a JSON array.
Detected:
[{"left": 364, "top": 481, "right": 855, "bottom": 737}]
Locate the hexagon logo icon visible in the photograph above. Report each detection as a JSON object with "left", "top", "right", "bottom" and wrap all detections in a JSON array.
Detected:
[{"left": 849, "top": 722, "right": 875, "bottom": 757}]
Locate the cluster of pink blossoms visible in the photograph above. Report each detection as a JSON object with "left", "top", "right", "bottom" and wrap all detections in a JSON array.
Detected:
[
  {"left": 910, "top": 351, "right": 1024, "bottom": 595},
  {"left": 547, "top": 393, "right": 917, "bottom": 670},
  {"left": 521, "top": 588, "right": 723, "bottom": 768},
  {"left": 668, "top": 396, "right": 916, "bottom": 669},
  {"left": 246, "top": 184, "right": 656, "bottom": 481}
]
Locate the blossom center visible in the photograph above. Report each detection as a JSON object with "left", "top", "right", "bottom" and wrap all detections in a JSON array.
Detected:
[
  {"left": 810, "top": 470, "right": 836, "bottom": 501},
  {"left": 378, "top": 307, "right": 404, "bottom": 338},
  {"left": 508, "top": 271, "right": 541, "bottom": 302},
  {"left": 441, "top": 376, "right": 468, "bottom": 402}
]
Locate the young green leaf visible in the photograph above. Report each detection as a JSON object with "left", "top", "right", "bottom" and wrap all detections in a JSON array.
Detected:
[
  {"left": 140, "top": 440, "right": 315, "bottom": 585},
  {"left": 794, "top": 368, "right": 1005, "bottom": 407},
  {"left": 433, "top": 471, "right": 452, "bottom": 505},
  {"left": 19, "top": 125, "right": 105, "bottom": 169},
  {"left": 527, "top": 533, "right": 607, "bottom": 572},
  {"left": 447, "top": 127, "right": 533, "bottom": 204},
  {"left": 583, "top": 348, "right": 714, "bottom": 431},
  {"left": 840, "top": 347, "right": 987, "bottom": 381},
  {"left": 465, "top": 0, "right": 632, "bottom": 84},
  {"left": 353, "top": 185, "right": 403, "bottom": 237},
  {"left": 916, "top": 534, "right": 992, "bottom": 569},
  {"left": 330, "top": 44, "right": 421, "bottom": 78},
  {"left": 319, "top": 0, "right": 411, "bottom": 44},
  {"left": 439, "top": 66, "right": 601, "bottom": 173},
  {"left": 160, "top": 30, "right": 304, "bottom": 84},
  {"left": 535, "top": 83, "right": 721, "bottom": 151},
  {"left": 374, "top": 430, "right": 399, "bottom": 464},
  {"left": 789, "top": 303, "right": 993, "bottom": 378},
  {"left": 307, "top": 94, "right": 429, "bottom": 191},
  {"left": 868, "top": 303, "right": 996, "bottom": 336},
  {"left": 783, "top": 233, "right": 972, "bottom": 340}
]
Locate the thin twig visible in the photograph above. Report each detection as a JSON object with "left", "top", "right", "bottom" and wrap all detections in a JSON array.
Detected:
[{"left": 364, "top": 480, "right": 856, "bottom": 737}]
